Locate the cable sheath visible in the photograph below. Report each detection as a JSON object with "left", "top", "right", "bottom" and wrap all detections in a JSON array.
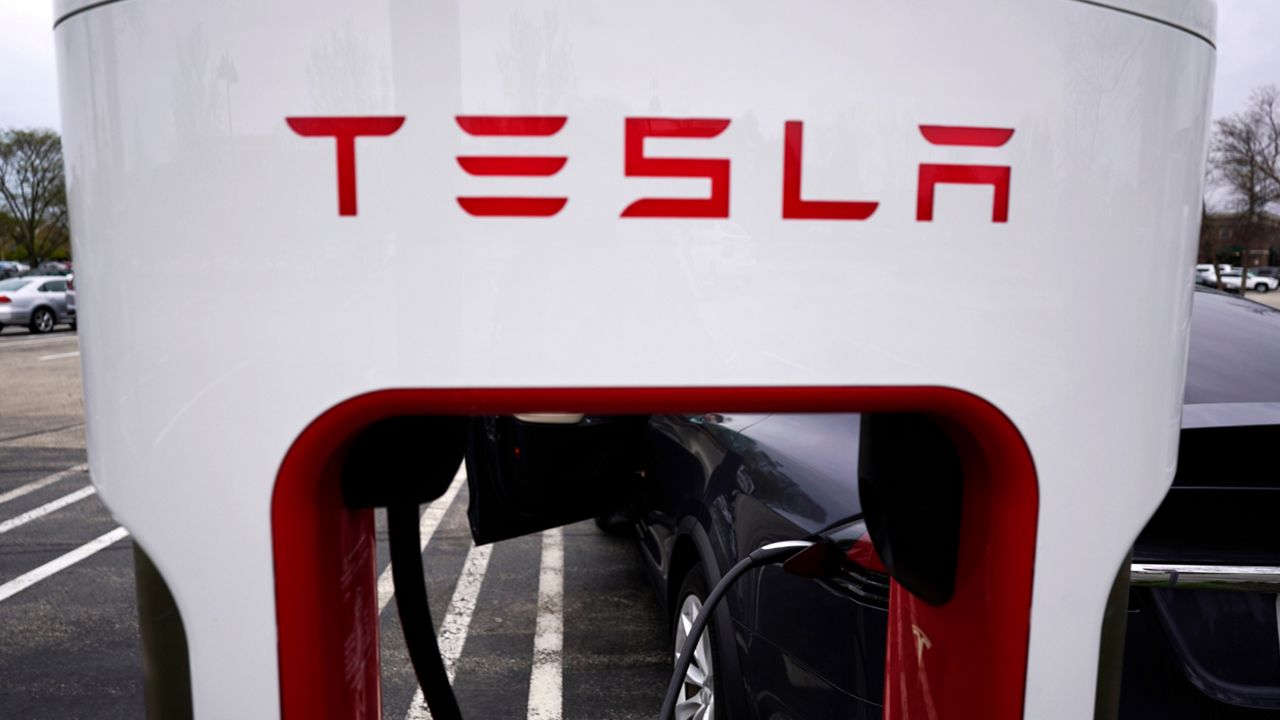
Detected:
[
  {"left": 659, "top": 543, "right": 810, "bottom": 720},
  {"left": 388, "top": 503, "right": 464, "bottom": 720}
]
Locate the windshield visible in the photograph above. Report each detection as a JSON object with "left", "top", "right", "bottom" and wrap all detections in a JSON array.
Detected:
[{"left": 0, "top": 278, "right": 32, "bottom": 291}]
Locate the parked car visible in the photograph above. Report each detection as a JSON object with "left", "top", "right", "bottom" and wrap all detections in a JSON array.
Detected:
[
  {"left": 1251, "top": 266, "right": 1280, "bottom": 280},
  {"left": 467, "top": 287, "right": 1280, "bottom": 719},
  {"left": 65, "top": 274, "right": 77, "bottom": 331},
  {"left": 0, "top": 261, "right": 28, "bottom": 280},
  {"left": 25, "top": 260, "right": 71, "bottom": 277},
  {"left": 1219, "top": 270, "right": 1279, "bottom": 293},
  {"left": 0, "top": 276, "right": 75, "bottom": 334},
  {"left": 1194, "top": 263, "right": 1240, "bottom": 287}
]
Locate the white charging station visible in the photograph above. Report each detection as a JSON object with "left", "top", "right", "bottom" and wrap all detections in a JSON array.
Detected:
[{"left": 53, "top": 0, "right": 1215, "bottom": 717}]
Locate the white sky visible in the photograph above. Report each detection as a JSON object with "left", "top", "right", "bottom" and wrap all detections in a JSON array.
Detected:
[{"left": 0, "top": 1, "right": 1276, "bottom": 130}]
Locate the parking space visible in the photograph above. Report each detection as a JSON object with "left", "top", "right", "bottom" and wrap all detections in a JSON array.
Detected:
[
  {"left": 0, "top": 334, "right": 670, "bottom": 720},
  {"left": 1247, "top": 289, "right": 1280, "bottom": 311}
]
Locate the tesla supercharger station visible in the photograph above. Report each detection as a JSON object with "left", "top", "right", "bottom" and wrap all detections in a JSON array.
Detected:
[{"left": 54, "top": 0, "right": 1215, "bottom": 717}]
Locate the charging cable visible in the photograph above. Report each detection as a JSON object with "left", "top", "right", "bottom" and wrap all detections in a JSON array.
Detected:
[
  {"left": 658, "top": 540, "right": 816, "bottom": 720},
  {"left": 388, "top": 503, "right": 464, "bottom": 720},
  {"left": 391, "top": 504, "right": 818, "bottom": 720}
]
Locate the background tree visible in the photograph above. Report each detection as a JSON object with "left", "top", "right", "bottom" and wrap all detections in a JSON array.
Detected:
[
  {"left": 0, "top": 210, "right": 16, "bottom": 260},
  {"left": 1208, "top": 85, "right": 1280, "bottom": 288},
  {"left": 0, "top": 129, "right": 69, "bottom": 265}
]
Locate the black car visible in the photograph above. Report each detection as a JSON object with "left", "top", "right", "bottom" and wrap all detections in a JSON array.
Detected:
[{"left": 465, "top": 287, "right": 1280, "bottom": 719}]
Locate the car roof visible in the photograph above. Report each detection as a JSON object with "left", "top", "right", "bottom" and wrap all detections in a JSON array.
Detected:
[{"left": 1186, "top": 288, "right": 1280, "bottom": 406}]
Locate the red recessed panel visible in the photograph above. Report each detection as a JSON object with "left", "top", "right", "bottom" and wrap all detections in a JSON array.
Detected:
[{"left": 272, "top": 387, "right": 1037, "bottom": 720}]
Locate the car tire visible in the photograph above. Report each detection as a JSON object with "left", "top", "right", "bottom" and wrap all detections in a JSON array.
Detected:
[
  {"left": 672, "top": 563, "right": 726, "bottom": 720},
  {"left": 29, "top": 307, "right": 55, "bottom": 334},
  {"left": 593, "top": 512, "right": 631, "bottom": 535},
  {"left": 1257, "top": 284, "right": 1271, "bottom": 294}
]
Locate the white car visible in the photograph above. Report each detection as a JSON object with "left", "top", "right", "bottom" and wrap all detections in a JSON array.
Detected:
[
  {"left": 1219, "top": 270, "right": 1279, "bottom": 293},
  {"left": 0, "top": 276, "right": 74, "bottom": 333},
  {"left": 1194, "top": 264, "right": 1237, "bottom": 286},
  {"left": 66, "top": 274, "right": 77, "bottom": 330}
]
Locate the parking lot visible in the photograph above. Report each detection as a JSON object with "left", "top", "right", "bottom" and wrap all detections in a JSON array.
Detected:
[
  {"left": 2, "top": 286, "right": 1277, "bottom": 720},
  {"left": 0, "top": 330, "right": 670, "bottom": 720}
]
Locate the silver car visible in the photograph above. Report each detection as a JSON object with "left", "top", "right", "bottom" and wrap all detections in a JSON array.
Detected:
[
  {"left": 66, "top": 274, "right": 77, "bottom": 330},
  {"left": 0, "top": 276, "right": 74, "bottom": 334}
]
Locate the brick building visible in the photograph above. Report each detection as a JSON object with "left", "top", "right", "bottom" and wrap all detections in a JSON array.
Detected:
[{"left": 1200, "top": 210, "right": 1280, "bottom": 269}]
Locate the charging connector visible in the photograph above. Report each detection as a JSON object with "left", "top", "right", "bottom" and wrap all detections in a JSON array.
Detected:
[{"left": 657, "top": 540, "right": 817, "bottom": 720}]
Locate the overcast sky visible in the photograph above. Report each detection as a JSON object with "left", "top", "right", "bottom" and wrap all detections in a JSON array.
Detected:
[{"left": 1, "top": 1, "right": 1276, "bottom": 130}]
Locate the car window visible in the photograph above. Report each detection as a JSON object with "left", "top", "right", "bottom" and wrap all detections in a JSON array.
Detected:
[
  {"left": 39, "top": 281, "right": 67, "bottom": 292},
  {"left": 0, "top": 278, "right": 31, "bottom": 291}
]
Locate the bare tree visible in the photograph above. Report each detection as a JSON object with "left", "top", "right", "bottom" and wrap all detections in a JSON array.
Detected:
[
  {"left": 0, "top": 129, "right": 69, "bottom": 266},
  {"left": 1208, "top": 85, "right": 1280, "bottom": 290}
]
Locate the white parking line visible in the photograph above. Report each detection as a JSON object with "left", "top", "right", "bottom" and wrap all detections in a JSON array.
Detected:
[
  {"left": 0, "top": 526, "right": 130, "bottom": 603},
  {"left": 377, "top": 471, "right": 466, "bottom": 614},
  {"left": 404, "top": 541, "right": 494, "bottom": 720},
  {"left": 526, "top": 527, "right": 564, "bottom": 720},
  {"left": 0, "top": 485, "right": 96, "bottom": 535},
  {"left": 38, "top": 350, "right": 80, "bottom": 361},
  {"left": 0, "top": 336, "right": 77, "bottom": 350},
  {"left": 0, "top": 463, "right": 87, "bottom": 508}
]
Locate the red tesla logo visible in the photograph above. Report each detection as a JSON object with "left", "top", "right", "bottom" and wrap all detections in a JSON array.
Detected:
[
  {"left": 455, "top": 115, "right": 568, "bottom": 217},
  {"left": 284, "top": 116, "right": 405, "bottom": 217},
  {"left": 286, "top": 114, "right": 1013, "bottom": 222}
]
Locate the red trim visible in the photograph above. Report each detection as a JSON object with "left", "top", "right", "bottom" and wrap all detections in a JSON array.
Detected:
[
  {"left": 273, "top": 387, "right": 1037, "bottom": 719},
  {"left": 919, "top": 125, "right": 1014, "bottom": 147},
  {"left": 456, "top": 156, "right": 567, "bottom": 176},
  {"left": 455, "top": 116, "right": 567, "bottom": 136},
  {"left": 883, "top": 403, "right": 1038, "bottom": 720}
]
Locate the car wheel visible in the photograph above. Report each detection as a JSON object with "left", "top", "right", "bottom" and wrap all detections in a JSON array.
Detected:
[
  {"left": 29, "top": 307, "right": 55, "bottom": 334},
  {"left": 673, "top": 563, "right": 724, "bottom": 720},
  {"left": 1256, "top": 284, "right": 1271, "bottom": 294}
]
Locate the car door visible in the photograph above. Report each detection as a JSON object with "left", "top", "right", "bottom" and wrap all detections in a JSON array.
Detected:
[
  {"left": 636, "top": 413, "right": 767, "bottom": 574},
  {"left": 37, "top": 279, "right": 68, "bottom": 320},
  {"left": 464, "top": 414, "right": 649, "bottom": 544},
  {"left": 726, "top": 414, "right": 887, "bottom": 718}
]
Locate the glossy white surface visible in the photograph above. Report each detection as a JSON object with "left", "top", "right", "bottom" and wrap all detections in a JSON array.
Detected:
[{"left": 54, "top": 0, "right": 1214, "bottom": 716}]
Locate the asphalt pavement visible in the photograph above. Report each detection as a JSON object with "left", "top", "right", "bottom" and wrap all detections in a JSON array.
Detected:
[{"left": 0, "top": 330, "right": 670, "bottom": 719}]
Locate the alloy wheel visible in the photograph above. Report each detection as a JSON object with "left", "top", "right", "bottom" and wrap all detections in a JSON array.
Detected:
[{"left": 673, "top": 594, "right": 715, "bottom": 720}]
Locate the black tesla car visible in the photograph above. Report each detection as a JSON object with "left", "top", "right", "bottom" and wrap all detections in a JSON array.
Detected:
[{"left": 465, "top": 287, "right": 1280, "bottom": 719}]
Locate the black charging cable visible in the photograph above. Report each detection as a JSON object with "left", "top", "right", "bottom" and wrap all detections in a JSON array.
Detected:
[
  {"left": 341, "top": 417, "right": 470, "bottom": 720},
  {"left": 658, "top": 540, "right": 815, "bottom": 720},
  {"left": 343, "top": 419, "right": 826, "bottom": 720},
  {"left": 388, "top": 503, "right": 464, "bottom": 720}
]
